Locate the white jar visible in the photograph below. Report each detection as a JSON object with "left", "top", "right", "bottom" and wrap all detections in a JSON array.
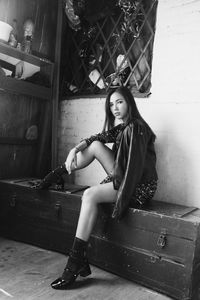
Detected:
[{"left": 0, "top": 21, "right": 13, "bottom": 42}]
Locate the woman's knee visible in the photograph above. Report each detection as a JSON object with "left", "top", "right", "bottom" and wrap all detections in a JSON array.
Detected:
[
  {"left": 89, "top": 141, "right": 104, "bottom": 154},
  {"left": 89, "top": 141, "right": 114, "bottom": 168},
  {"left": 82, "top": 187, "right": 98, "bottom": 206}
]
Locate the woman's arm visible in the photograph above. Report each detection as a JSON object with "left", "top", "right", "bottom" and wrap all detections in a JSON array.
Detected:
[
  {"left": 65, "top": 124, "right": 123, "bottom": 174},
  {"left": 112, "top": 121, "right": 148, "bottom": 219},
  {"left": 85, "top": 124, "right": 124, "bottom": 146},
  {"left": 65, "top": 140, "right": 88, "bottom": 174},
  {"left": 74, "top": 140, "right": 88, "bottom": 152}
]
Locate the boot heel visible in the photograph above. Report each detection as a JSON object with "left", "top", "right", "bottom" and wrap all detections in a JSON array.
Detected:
[{"left": 80, "top": 264, "right": 91, "bottom": 277}]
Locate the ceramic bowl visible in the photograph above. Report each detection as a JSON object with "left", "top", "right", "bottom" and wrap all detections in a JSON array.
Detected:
[{"left": 0, "top": 21, "right": 13, "bottom": 43}]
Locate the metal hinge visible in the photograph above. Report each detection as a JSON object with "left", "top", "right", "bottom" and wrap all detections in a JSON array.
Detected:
[
  {"left": 54, "top": 202, "right": 62, "bottom": 219},
  {"left": 10, "top": 193, "right": 17, "bottom": 207},
  {"left": 157, "top": 229, "right": 167, "bottom": 248}
]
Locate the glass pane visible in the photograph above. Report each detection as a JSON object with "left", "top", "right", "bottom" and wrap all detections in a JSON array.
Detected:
[{"left": 61, "top": 0, "right": 158, "bottom": 98}]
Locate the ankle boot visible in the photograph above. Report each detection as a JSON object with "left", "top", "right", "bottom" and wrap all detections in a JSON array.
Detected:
[
  {"left": 34, "top": 164, "right": 67, "bottom": 190},
  {"left": 51, "top": 249, "right": 91, "bottom": 289},
  {"left": 51, "top": 238, "right": 91, "bottom": 289}
]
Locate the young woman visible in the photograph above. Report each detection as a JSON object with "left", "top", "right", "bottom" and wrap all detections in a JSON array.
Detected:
[{"left": 36, "top": 86, "right": 158, "bottom": 289}]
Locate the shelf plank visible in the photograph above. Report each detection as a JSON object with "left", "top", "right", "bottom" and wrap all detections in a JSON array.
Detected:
[
  {"left": 51, "top": 0, "right": 63, "bottom": 169},
  {"left": 0, "top": 76, "right": 51, "bottom": 100},
  {"left": 0, "top": 42, "right": 53, "bottom": 67}
]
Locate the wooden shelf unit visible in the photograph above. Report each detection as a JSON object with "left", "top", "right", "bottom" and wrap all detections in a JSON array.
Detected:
[{"left": 0, "top": 0, "right": 62, "bottom": 178}]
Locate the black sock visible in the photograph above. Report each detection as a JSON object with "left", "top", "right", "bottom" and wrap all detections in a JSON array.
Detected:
[
  {"left": 71, "top": 237, "right": 88, "bottom": 257},
  {"left": 63, "top": 238, "right": 88, "bottom": 278},
  {"left": 54, "top": 164, "right": 68, "bottom": 176}
]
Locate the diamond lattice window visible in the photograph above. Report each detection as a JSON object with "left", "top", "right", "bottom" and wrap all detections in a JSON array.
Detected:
[{"left": 61, "top": 0, "right": 158, "bottom": 98}]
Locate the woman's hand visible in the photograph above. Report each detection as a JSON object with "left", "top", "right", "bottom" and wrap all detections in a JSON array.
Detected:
[{"left": 65, "top": 148, "right": 77, "bottom": 174}]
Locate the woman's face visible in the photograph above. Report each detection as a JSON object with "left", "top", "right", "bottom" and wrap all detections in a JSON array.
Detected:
[{"left": 109, "top": 91, "right": 128, "bottom": 123}]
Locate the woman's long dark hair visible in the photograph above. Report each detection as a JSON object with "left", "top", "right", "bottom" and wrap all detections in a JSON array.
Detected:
[{"left": 103, "top": 86, "right": 142, "bottom": 131}]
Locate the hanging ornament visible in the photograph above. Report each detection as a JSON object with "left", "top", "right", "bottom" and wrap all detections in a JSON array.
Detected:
[
  {"left": 73, "top": 0, "right": 86, "bottom": 18},
  {"left": 117, "top": 0, "right": 141, "bottom": 19},
  {"left": 63, "top": 0, "right": 81, "bottom": 31},
  {"left": 78, "top": 24, "right": 97, "bottom": 59},
  {"left": 105, "top": 54, "right": 130, "bottom": 87},
  {"left": 116, "top": 0, "right": 144, "bottom": 37},
  {"left": 89, "top": 43, "right": 103, "bottom": 66},
  {"left": 89, "top": 69, "right": 106, "bottom": 90}
]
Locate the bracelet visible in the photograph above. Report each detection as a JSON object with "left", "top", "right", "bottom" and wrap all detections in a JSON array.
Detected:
[{"left": 75, "top": 146, "right": 79, "bottom": 152}]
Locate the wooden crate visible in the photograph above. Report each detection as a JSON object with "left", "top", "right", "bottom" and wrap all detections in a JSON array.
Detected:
[{"left": 0, "top": 178, "right": 200, "bottom": 300}]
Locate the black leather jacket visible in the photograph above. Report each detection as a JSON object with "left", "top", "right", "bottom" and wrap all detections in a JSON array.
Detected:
[{"left": 112, "top": 119, "right": 158, "bottom": 219}]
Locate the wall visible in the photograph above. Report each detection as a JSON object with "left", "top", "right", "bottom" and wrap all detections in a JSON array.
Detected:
[{"left": 58, "top": 0, "right": 200, "bottom": 207}]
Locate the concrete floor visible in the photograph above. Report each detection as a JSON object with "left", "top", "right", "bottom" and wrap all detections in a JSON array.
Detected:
[{"left": 0, "top": 237, "right": 173, "bottom": 300}]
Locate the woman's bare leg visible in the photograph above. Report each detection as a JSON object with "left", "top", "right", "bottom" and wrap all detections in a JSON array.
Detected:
[
  {"left": 71, "top": 141, "right": 115, "bottom": 175},
  {"left": 51, "top": 172, "right": 117, "bottom": 289},
  {"left": 37, "top": 142, "right": 112, "bottom": 190},
  {"left": 76, "top": 182, "right": 117, "bottom": 241},
  {"left": 73, "top": 142, "right": 116, "bottom": 241}
]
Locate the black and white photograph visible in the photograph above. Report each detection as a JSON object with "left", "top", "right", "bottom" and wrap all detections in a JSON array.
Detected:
[{"left": 0, "top": 0, "right": 200, "bottom": 299}]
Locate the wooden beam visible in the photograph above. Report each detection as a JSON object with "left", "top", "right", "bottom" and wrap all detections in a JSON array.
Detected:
[{"left": 51, "top": 0, "right": 63, "bottom": 169}]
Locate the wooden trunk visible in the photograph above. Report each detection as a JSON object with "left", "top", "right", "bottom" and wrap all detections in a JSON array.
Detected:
[{"left": 0, "top": 178, "right": 200, "bottom": 300}]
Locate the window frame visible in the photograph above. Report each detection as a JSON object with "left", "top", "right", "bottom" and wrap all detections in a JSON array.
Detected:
[{"left": 60, "top": 0, "right": 158, "bottom": 99}]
